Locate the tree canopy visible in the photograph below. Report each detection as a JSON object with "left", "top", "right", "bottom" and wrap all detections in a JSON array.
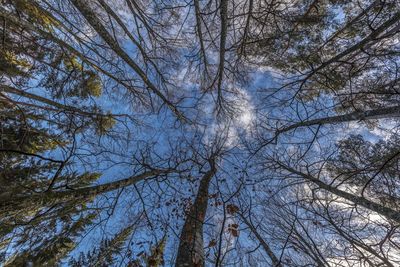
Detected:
[{"left": 1, "top": 0, "right": 400, "bottom": 266}]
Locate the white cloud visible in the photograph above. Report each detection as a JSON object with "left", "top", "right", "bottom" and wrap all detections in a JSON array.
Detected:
[{"left": 203, "top": 87, "right": 255, "bottom": 148}]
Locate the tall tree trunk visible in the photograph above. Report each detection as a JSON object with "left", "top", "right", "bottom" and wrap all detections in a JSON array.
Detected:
[
  {"left": 193, "top": 0, "right": 209, "bottom": 74},
  {"left": 322, "top": 211, "right": 395, "bottom": 267},
  {"left": 1, "top": 84, "right": 117, "bottom": 118},
  {"left": 276, "top": 105, "right": 400, "bottom": 136},
  {"left": 69, "top": 0, "right": 185, "bottom": 121},
  {"left": 216, "top": 0, "right": 228, "bottom": 105},
  {"left": 0, "top": 169, "right": 166, "bottom": 213},
  {"left": 175, "top": 163, "right": 216, "bottom": 267},
  {"left": 279, "top": 162, "right": 400, "bottom": 223},
  {"left": 321, "top": 0, "right": 381, "bottom": 46},
  {"left": 0, "top": 8, "right": 142, "bottom": 100},
  {"left": 240, "top": 214, "right": 283, "bottom": 267},
  {"left": 306, "top": 11, "right": 400, "bottom": 78}
]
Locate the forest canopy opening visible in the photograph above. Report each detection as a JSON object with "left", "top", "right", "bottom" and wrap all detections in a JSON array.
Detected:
[{"left": 1, "top": 0, "right": 400, "bottom": 266}]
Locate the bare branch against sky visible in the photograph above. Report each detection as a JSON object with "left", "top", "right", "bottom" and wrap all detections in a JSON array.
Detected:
[{"left": 1, "top": 0, "right": 400, "bottom": 266}]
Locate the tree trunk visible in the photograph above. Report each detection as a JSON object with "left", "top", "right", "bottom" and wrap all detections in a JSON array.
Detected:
[
  {"left": 0, "top": 7, "right": 147, "bottom": 112},
  {"left": 175, "top": 164, "right": 216, "bottom": 267},
  {"left": 0, "top": 169, "right": 166, "bottom": 213},
  {"left": 217, "top": 0, "right": 228, "bottom": 96},
  {"left": 1, "top": 84, "right": 114, "bottom": 118},
  {"left": 69, "top": 0, "right": 185, "bottom": 121},
  {"left": 308, "top": 11, "right": 400, "bottom": 76},
  {"left": 276, "top": 105, "right": 400, "bottom": 135},
  {"left": 279, "top": 163, "right": 400, "bottom": 223},
  {"left": 240, "top": 214, "right": 283, "bottom": 267}
]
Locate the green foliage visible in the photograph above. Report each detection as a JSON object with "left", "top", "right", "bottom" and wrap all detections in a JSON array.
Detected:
[
  {"left": 14, "top": 0, "right": 59, "bottom": 30},
  {"left": 95, "top": 114, "right": 116, "bottom": 135},
  {"left": 64, "top": 56, "right": 83, "bottom": 72},
  {"left": 62, "top": 55, "right": 103, "bottom": 99},
  {"left": 0, "top": 50, "right": 31, "bottom": 76},
  {"left": 0, "top": 103, "right": 102, "bottom": 265},
  {"left": 146, "top": 237, "right": 166, "bottom": 267},
  {"left": 68, "top": 71, "right": 103, "bottom": 99},
  {"left": 0, "top": 0, "right": 112, "bottom": 173},
  {"left": 69, "top": 225, "right": 135, "bottom": 267},
  {"left": 84, "top": 71, "right": 102, "bottom": 97},
  {"left": 129, "top": 236, "right": 166, "bottom": 267},
  {"left": 4, "top": 213, "right": 97, "bottom": 267}
]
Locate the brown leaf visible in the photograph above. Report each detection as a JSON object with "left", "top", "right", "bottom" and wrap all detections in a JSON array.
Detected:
[
  {"left": 229, "top": 228, "right": 239, "bottom": 237},
  {"left": 226, "top": 204, "right": 239, "bottom": 215},
  {"left": 207, "top": 239, "right": 217, "bottom": 247}
]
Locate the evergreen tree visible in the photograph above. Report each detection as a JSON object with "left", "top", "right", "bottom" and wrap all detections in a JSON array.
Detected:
[
  {"left": 1, "top": 0, "right": 400, "bottom": 266},
  {"left": 69, "top": 225, "right": 135, "bottom": 267}
]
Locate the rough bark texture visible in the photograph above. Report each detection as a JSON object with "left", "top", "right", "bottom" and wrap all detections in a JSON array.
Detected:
[{"left": 175, "top": 163, "right": 216, "bottom": 267}]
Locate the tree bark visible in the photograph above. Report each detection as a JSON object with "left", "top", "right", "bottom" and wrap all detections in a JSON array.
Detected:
[
  {"left": 216, "top": 0, "right": 228, "bottom": 104},
  {"left": 0, "top": 7, "right": 147, "bottom": 107},
  {"left": 240, "top": 214, "right": 283, "bottom": 267},
  {"left": 175, "top": 163, "right": 216, "bottom": 267},
  {"left": 309, "top": 11, "right": 400, "bottom": 75},
  {"left": 277, "top": 105, "right": 400, "bottom": 135},
  {"left": 279, "top": 162, "right": 400, "bottom": 223},
  {"left": 1, "top": 84, "right": 125, "bottom": 118},
  {"left": 0, "top": 169, "right": 166, "bottom": 213},
  {"left": 69, "top": 0, "right": 185, "bottom": 121}
]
